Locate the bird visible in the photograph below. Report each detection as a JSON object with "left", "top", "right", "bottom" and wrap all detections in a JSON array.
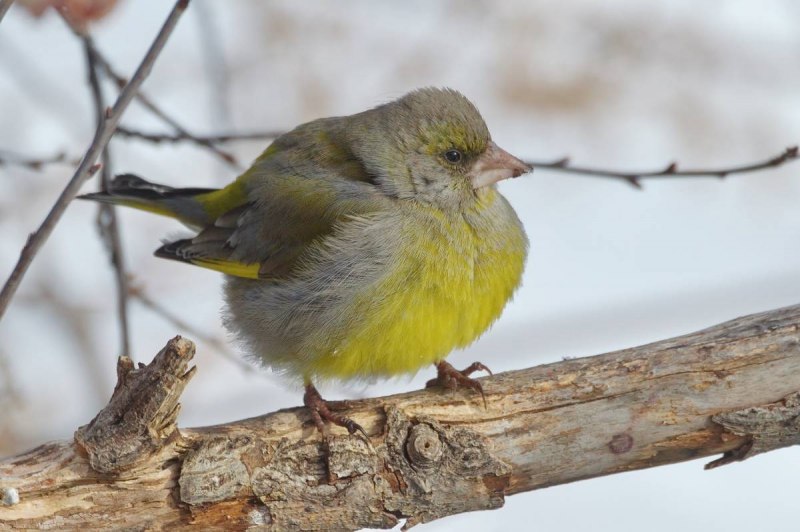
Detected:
[{"left": 80, "top": 87, "right": 531, "bottom": 436}]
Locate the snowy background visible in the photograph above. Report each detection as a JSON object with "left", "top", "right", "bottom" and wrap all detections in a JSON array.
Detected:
[{"left": 1, "top": 1, "right": 799, "bottom": 530}]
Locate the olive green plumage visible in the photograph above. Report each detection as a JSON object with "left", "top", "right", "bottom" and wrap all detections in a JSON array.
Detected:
[{"left": 81, "top": 87, "right": 531, "bottom": 385}]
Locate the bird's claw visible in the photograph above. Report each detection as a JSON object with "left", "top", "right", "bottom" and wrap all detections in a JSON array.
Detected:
[
  {"left": 426, "top": 360, "right": 492, "bottom": 408},
  {"left": 343, "top": 419, "right": 370, "bottom": 440},
  {"left": 303, "top": 384, "right": 369, "bottom": 439}
]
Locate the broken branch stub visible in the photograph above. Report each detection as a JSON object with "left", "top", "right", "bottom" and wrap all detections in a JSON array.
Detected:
[
  {"left": 74, "top": 335, "right": 197, "bottom": 473},
  {"left": 706, "top": 390, "right": 800, "bottom": 469}
]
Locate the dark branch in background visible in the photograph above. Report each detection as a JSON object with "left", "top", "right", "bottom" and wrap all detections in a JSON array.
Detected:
[
  {"left": 78, "top": 27, "right": 131, "bottom": 358},
  {"left": 62, "top": 7, "right": 251, "bottom": 367},
  {"left": 527, "top": 146, "right": 800, "bottom": 188},
  {"left": 79, "top": 40, "right": 241, "bottom": 170},
  {"left": 0, "top": 0, "right": 14, "bottom": 23},
  {"left": 115, "top": 126, "right": 283, "bottom": 145},
  {"left": 193, "top": 1, "right": 233, "bottom": 133},
  {"left": 114, "top": 124, "right": 799, "bottom": 189},
  {"left": 0, "top": 0, "right": 190, "bottom": 322},
  {"left": 0, "top": 150, "right": 77, "bottom": 170}
]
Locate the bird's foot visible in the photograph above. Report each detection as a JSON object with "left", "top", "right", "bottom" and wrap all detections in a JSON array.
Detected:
[
  {"left": 425, "top": 360, "right": 492, "bottom": 408},
  {"left": 303, "top": 384, "right": 368, "bottom": 439}
]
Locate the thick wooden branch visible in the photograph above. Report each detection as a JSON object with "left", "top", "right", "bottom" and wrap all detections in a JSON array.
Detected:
[{"left": 2, "top": 305, "right": 800, "bottom": 530}]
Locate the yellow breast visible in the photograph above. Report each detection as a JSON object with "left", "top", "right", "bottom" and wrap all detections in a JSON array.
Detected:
[{"left": 309, "top": 189, "right": 528, "bottom": 380}]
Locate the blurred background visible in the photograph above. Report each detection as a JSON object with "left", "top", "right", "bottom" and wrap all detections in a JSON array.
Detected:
[{"left": 1, "top": 1, "right": 799, "bottom": 530}]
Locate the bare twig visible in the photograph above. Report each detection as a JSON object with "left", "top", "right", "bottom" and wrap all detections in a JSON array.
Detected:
[
  {"left": 128, "top": 279, "right": 254, "bottom": 374},
  {"left": 114, "top": 125, "right": 799, "bottom": 192},
  {"left": 527, "top": 146, "right": 800, "bottom": 188},
  {"left": 115, "top": 125, "right": 283, "bottom": 144},
  {"left": 81, "top": 34, "right": 131, "bottom": 358},
  {"left": 0, "top": 0, "right": 190, "bottom": 322},
  {"left": 79, "top": 41, "right": 241, "bottom": 170},
  {"left": 0, "top": 0, "right": 14, "bottom": 23},
  {"left": 194, "top": 0, "right": 232, "bottom": 131},
  {"left": 0, "top": 150, "right": 77, "bottom": 170}
]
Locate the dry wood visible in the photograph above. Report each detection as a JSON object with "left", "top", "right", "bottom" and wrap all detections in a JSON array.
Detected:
[{"left": 2, "top": 304, "right": 800, "bottom": 530}]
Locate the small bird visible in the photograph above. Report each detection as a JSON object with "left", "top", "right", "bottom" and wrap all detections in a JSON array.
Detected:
[{"left": 81, "top": 88, "right": 531, "bottom": 436}]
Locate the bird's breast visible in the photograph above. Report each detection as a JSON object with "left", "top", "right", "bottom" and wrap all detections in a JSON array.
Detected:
[
  {"left": 400, "top": 190, "right": 529, "bottom": 350},
  {"left": 311, "top": 189, "right": 528, "bottom": 380}
]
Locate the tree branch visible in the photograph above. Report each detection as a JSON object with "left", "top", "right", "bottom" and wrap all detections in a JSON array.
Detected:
[
  {"left": 80, "top": 29, "right": 131, "bottom": 358},
  {"left": 0, "top": 0, "right": 189, "bottom": 322},
  {"left": 0, "top": 0, "right": 14, "bottom": 23},
  {"left": 115, "top": 125, "right": 283, "bottom": 145},
  {"left": 0, "top": 149, "right": 76, "bottom": 170},
  {"left": 79, "top": 41, "right": 241, "bottom": 169},
  {"left": 110, "top": 123, "right": 800, "bottom": 190},
  {"left": 527, "top": 145, "right": 800, "bottom": 188},
  {"left": 2, "top": 304, "right": 799, "bottom": 529}
]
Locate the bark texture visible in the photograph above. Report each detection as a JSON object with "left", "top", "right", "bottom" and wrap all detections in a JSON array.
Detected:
[{"left": 2, "top": 305, "right": 800, "bottom": 530}]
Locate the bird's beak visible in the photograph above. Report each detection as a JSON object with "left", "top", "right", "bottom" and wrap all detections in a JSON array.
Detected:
[{"left": 469, "top": 141, "right": 532, "bottom": 189}]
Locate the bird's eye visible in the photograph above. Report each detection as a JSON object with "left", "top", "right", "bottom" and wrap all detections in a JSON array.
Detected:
[{"left": 444, "top": 149, "right": 462, "bottom": 163}]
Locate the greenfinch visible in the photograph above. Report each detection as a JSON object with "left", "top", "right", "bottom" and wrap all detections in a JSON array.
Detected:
[{"left": 81, "top": 88, "right": 531, "bottom": 435}]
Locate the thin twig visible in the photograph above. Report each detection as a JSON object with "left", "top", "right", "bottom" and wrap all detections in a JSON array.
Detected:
[
  {"left": 194, "top": 0, "right": 232, "bottom": 131},
  {"left": 114, "top": 126, "right": 799, "bottom": 192},
  {"left": 0, "top": 150, "right": 75, "bottom": 170},
  {"left": 80, "top": 41, "right": 241, "bottom": 170},
  {"left": 115, "top": 126, "right": 283, "bottom": 144},
  {"left": 0, "top": 0, "right": 190, "bottom": 322},
  {"left": 0, "top": 0, "right": 14, "bottom": 23},
  {"left": 128, "top": 279, "right": 255, "bottom": 374},
  {"left": 81, "top": 34, "right": 131, "bottom": 358},
  {"left": 527, "top": 146, "right": 800, "bottom": 188}
]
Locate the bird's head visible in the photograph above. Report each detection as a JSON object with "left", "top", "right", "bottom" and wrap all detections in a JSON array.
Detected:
[{"left": 348, "top": 87, "right": 531, "bottom": 209}]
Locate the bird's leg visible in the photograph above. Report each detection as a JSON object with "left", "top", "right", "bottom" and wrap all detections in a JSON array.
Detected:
[
  {"left": 303, "top": 383, "right": 368, "bottom": 439},
  {"left": 425, "top": 360, "right": 493, "bottom": 408}
]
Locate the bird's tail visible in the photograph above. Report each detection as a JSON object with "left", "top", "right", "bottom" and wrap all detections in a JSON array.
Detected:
[{"left": 78, "top": 173, "right": 220, "bottom": 229}]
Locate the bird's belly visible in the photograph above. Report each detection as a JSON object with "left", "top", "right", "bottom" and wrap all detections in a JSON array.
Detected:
[{"left": 310, "top": 200, "right": 527, "bottom": 380}]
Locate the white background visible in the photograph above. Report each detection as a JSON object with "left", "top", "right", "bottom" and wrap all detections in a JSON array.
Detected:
[{"left": 1, "top": 1, "right": 799, "bottom": 530}]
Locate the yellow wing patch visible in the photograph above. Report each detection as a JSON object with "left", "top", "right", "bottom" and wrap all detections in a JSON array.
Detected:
[
  {"left": 188, "top": 257, "right": 262, "bottom": 279},
  {"left": 193, "top": 180, "right": 249, "bottom": 221},
  {"left": 115, "top": 198, "right": 176, "bottom": 218}
]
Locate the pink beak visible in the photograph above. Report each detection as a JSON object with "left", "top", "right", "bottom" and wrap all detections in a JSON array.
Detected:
[{"left": 469, "top": 141, "right": 532, "bottom": 189}]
